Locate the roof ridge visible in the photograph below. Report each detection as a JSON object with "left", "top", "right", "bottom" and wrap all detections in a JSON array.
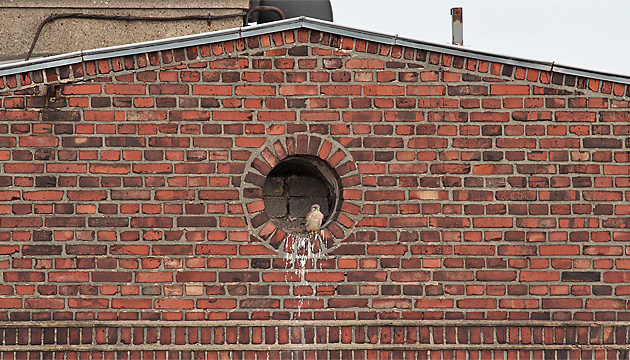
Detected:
[{"left": 0, "top": 17, "right": 629, "bottom": 85}]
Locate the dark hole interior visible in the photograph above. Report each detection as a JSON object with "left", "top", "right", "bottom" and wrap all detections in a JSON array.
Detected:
[{"left": 262, "top": 156, "right": 339, "bottom": 234}]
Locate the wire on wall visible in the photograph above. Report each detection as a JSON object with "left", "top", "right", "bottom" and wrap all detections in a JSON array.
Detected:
[{"left": 26, "top": 11, "right": 248, "bottom": 61}]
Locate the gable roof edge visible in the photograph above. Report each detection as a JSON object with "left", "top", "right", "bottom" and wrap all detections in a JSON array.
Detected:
[{"left": 0, "top": 17, "right": 629, "bottom": 86}]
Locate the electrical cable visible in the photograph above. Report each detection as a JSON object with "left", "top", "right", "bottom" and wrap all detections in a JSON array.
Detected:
[{"left": 25, "top": 11, "right": 248, "bottom": 61}]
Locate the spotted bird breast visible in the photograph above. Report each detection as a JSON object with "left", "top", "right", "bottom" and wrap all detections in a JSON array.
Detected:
[{"left": 305, "top": 210, "right": 324, "bottom": 233}]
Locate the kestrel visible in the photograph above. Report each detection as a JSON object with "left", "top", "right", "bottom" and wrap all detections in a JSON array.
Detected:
[{"left": 305, "top": 204, "right": 323, "bottom": 234}]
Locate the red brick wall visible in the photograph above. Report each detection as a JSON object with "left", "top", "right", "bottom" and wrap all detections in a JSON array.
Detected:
[{"left": 1, "top": 28, "right": 629, "bottom": 356}]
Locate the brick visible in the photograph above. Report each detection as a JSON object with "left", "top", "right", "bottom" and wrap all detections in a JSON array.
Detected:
[
  {"left": 345, "top": 59, "right": 384, "bottom": 69},
  {"left": 25, "top": 299, "right": 64, "bottom": 309},
  {"left": 42, "top": 110, "right": 81, "bottom": 121},
  {"left": 46, "top": 217, "right": 86, "bottom": 227},
  {"left": 136, "top": 272, "right": 172, "bottom": 283},
  {"left": 561, "top": 272, "right": 601, "bottom": 282},
  {"left": 112, "top": 299, "right": 152, "bottom": 309},
  {"left": 0, "top": 217, "right": 43, "bottom": 228},
  {"left": 176, "top": 271, "right": 217, "bottom": 282},
  {"left": 219, "top": 272, "right": 259, "bottom": 282},
  {"left": 4, "top": 272, "right": 45, "bottom": 282},
  {"left": 556, "top": 112, "right": 597, "bottom": 122},
  {"left": 408, "top": 138, "right": 448, "bottom": 148},
  {"left": 278, "top": 85, "right": 317, "bottom": 96},
  {"left": 197, "top": 245, "right": 237, "bottom": 255},
  {"left": 520, "top": 271, "right": 560, "bottom": 282},
  {"left": 490, "top": 85, "right": 529, "bottom": 95},
  {"left": 197, "top": 299, "right": 237, "bottom": 309},
  {"left": 46, "top": 163, "right": 87, "bottom": 173},
  {"left": 92, "top": 272, "right": 132, "bottom": 282},
  {"left": 23, "top": 191, "right": 63, "bottom": 201},
  {"left": 192, "top": 85, "right": 232, "bottom": 95},
  {"left": 152, "top": 245, "right": 193, "bottom": 255},
  {"left": 415, "top": 299, "right": 453, "bottom": 308},
  {"left": 1, "top": 32, "right": 629, "bottom": 341},
  {"left": 477, "top": 271, "right": 517, "bottom": 281},
  {"left": 208, "top": 57, "right": 248, "bottom": 68},
  {"left": 105, "top": 84, "right": 146, "bottom": 95},
  {"left": 433, "top": 271, "right": 474, "bottom": 281},
  {"left": 61, "top": 84, "right": 102, "bottom": 95},
  {"left": 542, "top": 298, "right": 583, "bottom": 309},
  {"left": 406, "top": 85, "right": 445, "bottom": 96},
  {"left": 457, "top": 299, "right": 496, "bottom": 309},
  {"left": 430, "top": 164, "right": 470, "bottom": 174},
  {"left": 90, "top": 164, "right": 130, "bottom": 174},
  {"left": 0, "top": 111, "right": 39, "bottom": 121},
  {"left": 235, "top": 85, "right": 276, "bottom": 96},
  {"left": 49, "top": 272, "right": 90, "bottom": 282},
  {"left": 448, "top": 85, "right": 488, "bottom": 96},
  {"left": 364, "top": 85, "right": 405, "bottom": 96},
  {"left": 499, "top": 299, "right": 539, "bottom": 309},
  {"left": 585, "top": 298, "right": 626, "bottom": 309},
  {"left": 62, "top": 137, "right": 103, "bottom": 148},
  {"left": 0, "top": 191, "right": 21, "bottom": 201},
  {"left": 199, "top": 190, "right": 239, "bottom": 200},
  {"left": 68, "top": 299, "right": 108, "bottom": 309},
  {"left": 473, "top": 218, "right": 513, "bottom": 228},
  {"left": 0, "top": 298, "right": 23, "bottom": 308},
  {"left": 321, "top": 85, "right": 361, "bottom": 95},
  {"left": 130, "top": 217, "right": 172, "bottom": 228},
  {"left": 512, "top": 111, "right": 553, "bottom": 121},
  {"left": 19, "top": 136, "right": 59, "bottom": 147},
  {"left": 149, "top": 84, "right": 189, "bottom": 95},
  {"left": 67, "top": 191, "right": 107, "bottom": 201},
  {"left": 328, "top": 298, "right": 368, "bottom": 308},
  {"left": 153, "top": 190, "right": 193, "bottom": 201},
  {"left": 583, "top": 138, "right": 622, "bottom": 148},
  {"left": 470, "top": 112, "right": 510, "bottom": 122},
  {"left": 390, "top": 271, "right": 430, "bottom": 282},
  {"left": 213, "top": 111, "right": 253, "bottom": 121},
  {"left": 111, "top": 190, "right": 151, "bottom": 200}
]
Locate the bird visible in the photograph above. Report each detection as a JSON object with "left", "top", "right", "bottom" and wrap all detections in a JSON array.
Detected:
[{"left": 305, "top": 204, "right": 324, "bottom": 235}]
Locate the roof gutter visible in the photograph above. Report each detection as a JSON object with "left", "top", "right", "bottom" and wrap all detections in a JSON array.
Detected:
[{"left": 1, "top": 17, "right": 629, "bottom": 85}]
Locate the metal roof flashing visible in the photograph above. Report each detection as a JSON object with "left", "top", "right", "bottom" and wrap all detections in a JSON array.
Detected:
[
  {"left": 0, "top": 16, "right": 629, "bottom": 85},
  {"left": 0, "top": 51, "right": 83, "bottom": 77}
]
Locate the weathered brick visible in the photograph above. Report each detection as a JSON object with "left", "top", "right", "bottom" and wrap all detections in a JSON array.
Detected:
[
  {"left": 105, "top": 84, "right": 146, "bottom": 95},
  {"left": 0, "top": 26, "right": 628, "bottom": 348}
]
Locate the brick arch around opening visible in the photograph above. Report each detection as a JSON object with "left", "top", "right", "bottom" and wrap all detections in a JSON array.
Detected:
[{"left": 242, "top": 134, "right": 362, "bottom": 254}]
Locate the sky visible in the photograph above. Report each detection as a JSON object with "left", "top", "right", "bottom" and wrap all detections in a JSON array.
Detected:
[{"left": 331, "top": 0, "right": 629, "bottom": 76}]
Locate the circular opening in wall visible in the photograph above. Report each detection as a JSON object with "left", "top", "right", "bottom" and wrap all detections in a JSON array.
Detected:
[{"left": 262, "top": 155, "right": 341, "bottom": 234}]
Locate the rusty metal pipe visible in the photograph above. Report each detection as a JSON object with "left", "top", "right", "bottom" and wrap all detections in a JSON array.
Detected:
[
  {"left": 245, "top": 6, "right": 285, "bottom": 26},
  {"left": 451, "top": 7, "right": 463, "bottom": 46}
]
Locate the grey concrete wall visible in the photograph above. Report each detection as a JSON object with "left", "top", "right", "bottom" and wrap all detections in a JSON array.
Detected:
[{"left": 0, "top": 0, "right": 247, "bottom": 63}]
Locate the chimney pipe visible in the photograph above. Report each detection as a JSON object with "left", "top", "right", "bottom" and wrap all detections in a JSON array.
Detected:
[{"left": 451, "top": 7, "right": 463, "bottom": 46}]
